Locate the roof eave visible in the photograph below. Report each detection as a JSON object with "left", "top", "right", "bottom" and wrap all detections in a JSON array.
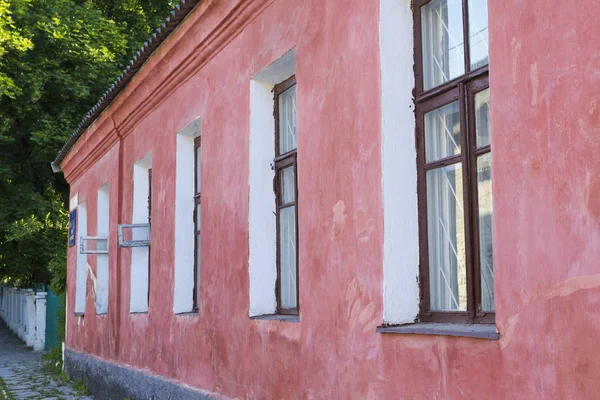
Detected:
[{"left": 51, "top": 0, "right": 201, "bottom": 173}]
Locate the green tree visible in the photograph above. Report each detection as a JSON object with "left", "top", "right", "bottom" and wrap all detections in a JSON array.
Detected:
[{"left": 0, "top": 0, "right": 173, "bottom": 286}]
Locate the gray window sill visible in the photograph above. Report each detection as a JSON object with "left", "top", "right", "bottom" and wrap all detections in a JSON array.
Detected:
[
  {"left": 377, "top": 323, "right": 499, "bottom": 340},
  {"left": 174, "top": 311, "right": 199, "bottom": 317},
  {"left": 250, "top": 314, "right": 300, "bottom": 323},
  {"left": 74, "top": 312, "right": 84, "bottom": 317},
  {"left": 130, "top": 311, "right": 148, "bottom": 315}
]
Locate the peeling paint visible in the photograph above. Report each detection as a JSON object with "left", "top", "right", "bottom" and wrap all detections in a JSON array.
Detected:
[
  {"left": 544, "top": 274, "right": 600, "bottom": 299},
  {"left": 587, "top": 97, "right": 597, "bottom": 115},
  {"left": 87, "top": 263, "right": 98, "bottom": 302},
  {"left": 530, "top": 62, "right": 539, "bottom": 106},
  {"left": 510, "top": 37, "right": 522, "bottom": 84},
  {"left": 354, "top": 208, "right": 375, "bottom": 243},
  {"left": 332, "top": 200, "right": 347, "bottom": 238},
  {"left": 500, "top": 274, "right": 600, "bottom": 349},
  {"left": 499, "top": 313, "right": 519, "bottom": 349}
]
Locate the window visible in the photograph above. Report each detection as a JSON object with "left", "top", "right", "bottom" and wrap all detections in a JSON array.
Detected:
[
  {"left": 193, "top": 137, "right": 201, "bottom": 311},
  {"left": 127, "top": 153, "right": 152, "bottom": 313},
  {"left": 96, "top": 182, "right": 110, "bottom": 314},
  {"left": 274, "top": 76, "right": 299, "bottom": 315},
  {"left": 173, "top": 119, "right": 200, "bottom": 314},
  {"left": 75, "top": 200, "right": 88, "bottom": 315},
  {"left": 248, "top": 47, "right": 296, "bottom": 318},
  {"left": 414, "top": 0, "right": 493, "bottom": 323}
]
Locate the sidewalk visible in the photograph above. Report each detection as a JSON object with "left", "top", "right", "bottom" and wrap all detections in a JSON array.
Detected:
[{"left": 0, "top": 321, "right": 93, "bottom": 400}]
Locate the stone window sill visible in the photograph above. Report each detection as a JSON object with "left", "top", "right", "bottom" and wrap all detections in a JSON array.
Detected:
[
  {"left": 377, "top": 322, "right": 499, "bottom": 340},
  {"left": 74, "top": 312, "right": 84, "bottom": 317},
  {"left": 174, "top": 311, "right": 199, "bottom": 317},
  {"left": 250, "top": 314, "right": 300, "bottom": 323}
]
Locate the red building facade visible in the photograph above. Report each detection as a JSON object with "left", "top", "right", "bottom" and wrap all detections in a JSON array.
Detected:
[{"left": 54, "top": 0, "right": 600, "bottom": 398}]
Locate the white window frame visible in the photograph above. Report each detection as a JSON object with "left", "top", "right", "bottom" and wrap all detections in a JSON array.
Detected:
[
  {"left": 129, "top": 153, "right": 152, "bottom": 313},
  {"left": 173, "top": 117, "right": 201, "bottom": 314},
  {"left": 248, "top": 47, "right": 296, "bottom": 317},
  {"left": 118, "top": 223, "right": 151, "bottom": 248},
  {"left": 96, "top": 181, "right": 110, "bottom": 314},
  {"left": 79, "top": 236, "right": 109, "bottom": 254},
  {"left": 380, "top": 0, "right": 420, "bottom": 324},
  {"left": 75, "top": 199, "right": 87, "bottom": 315}
]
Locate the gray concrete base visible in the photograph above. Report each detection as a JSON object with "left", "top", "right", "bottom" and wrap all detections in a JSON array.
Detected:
[{"left": 64, "top": 349, "right": 215, "bottom": 400}]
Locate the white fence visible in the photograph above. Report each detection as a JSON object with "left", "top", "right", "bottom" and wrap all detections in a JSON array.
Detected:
[{"left": 0, "top": 286, "right": 47, "bottom": 351}]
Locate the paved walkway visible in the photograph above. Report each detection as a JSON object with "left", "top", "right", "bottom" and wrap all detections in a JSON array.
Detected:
[{"left": 0, "top": 321, "right": 93, "bottom": 400}]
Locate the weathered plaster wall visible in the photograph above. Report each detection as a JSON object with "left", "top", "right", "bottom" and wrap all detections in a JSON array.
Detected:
[
  {"left": 62, "top": 0, "right": 600, "bottom": 398},
  {"left": 488, "top": 0, "right": 600, "bottom": 397},
  {"left": 68, "top": 144, "right": 120, "bottom": 360}
]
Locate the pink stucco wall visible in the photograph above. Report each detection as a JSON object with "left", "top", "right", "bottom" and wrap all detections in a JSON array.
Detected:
[{"left": 62, "top": 0, "right": 600, "bottom": 398}]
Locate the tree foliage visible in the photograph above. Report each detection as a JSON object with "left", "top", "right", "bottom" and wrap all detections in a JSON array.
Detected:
[{"left": 0, "top": 0, "right": 173, "bottom": 287}]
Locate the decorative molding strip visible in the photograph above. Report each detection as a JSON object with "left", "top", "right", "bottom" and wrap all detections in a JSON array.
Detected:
[{"left": 117, "top": 0, "right": 274, "bottom": 137}]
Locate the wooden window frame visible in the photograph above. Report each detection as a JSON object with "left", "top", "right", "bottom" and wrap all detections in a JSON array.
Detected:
[
  {"left": 414, "top": 0, "right": 494, "bottom": 324},
  {"left": 193, "top": 136, "right": 201, "bottom": 312},
  {"left": 274, "top": 75, "right": 299, "bottom": 316}
]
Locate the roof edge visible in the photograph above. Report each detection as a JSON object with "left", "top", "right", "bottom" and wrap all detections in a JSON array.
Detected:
[{"left": 51, "top": 0, "right": 202, "bottom": 173}]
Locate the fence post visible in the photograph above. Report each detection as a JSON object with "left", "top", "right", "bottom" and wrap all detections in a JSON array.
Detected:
[
  {"left": 25, "top": 290, "right": 36, "bottom": 347},
  {"left": 19, "top": 290, "right": 25, "bottom": 337},
  {"left": 18, "top": 290, "right": 26, "bottom": 340},
  {"left": 34, "top": 292, "right": 47, "bottom": 351},
  {"left": 8, "top": 288, "right": 13, "bottom": 329},
  {"left": 6, "top": 288, "right": 11, "bottom": 328},
  {"left": 0, "top": 286, "right": 4, "bottom": 320},
  {"left": 9, "top": 288, "right": 15, "bottom": 330},
  {"left": 0, "top": 286, "right": 5, "bottom": 321},
  {"left": 8, "top": 288, "right": 13, "bottom": 332},
  {"left": 11, "top": 288, "right": 19, "bottom": 334}
]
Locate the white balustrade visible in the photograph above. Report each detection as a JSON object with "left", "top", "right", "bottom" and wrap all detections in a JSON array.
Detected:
[{"left": 0, "top": 285, "right": 48, "bottom": 351}]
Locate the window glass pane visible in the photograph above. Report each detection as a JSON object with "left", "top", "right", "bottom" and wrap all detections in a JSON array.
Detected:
[
  {"left": 278, "top": 85, "right": 297, "bottom": 155},
  {"left": 280, "top": 166, "right": 295, "bottom": 204},
  {"left": 279, "top": 205, "right": 297, "bottom": 309},
  {"left": 421, "top": 0, "right": 465, "bottom": 90},
  {"left": 468, "top": 0, "right": 489, "bottom": 70},
  {"left": 424, "top": 101, "right": 461, "bottom": 162},
  {"left": 475, "top": 88, "right": 490, "bottom": 148},
  {"left": 97, "top": 238, "right": 108, "bottom": 252},
  {"left": 477, "top": 153, "right": 494, "bottom": 311},
  {"left": 195, "top": 145, "right": 201, "bottom": 194},
  {"left": 426, "top": 163, "right": 467, "bottom": 311}
]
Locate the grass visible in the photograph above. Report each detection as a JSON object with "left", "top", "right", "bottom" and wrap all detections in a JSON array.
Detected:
[
  {"left": 0, "top": 378, "right": 15, "bottom": 400},
  {"left": 41, "top": 355, "right": 89, "bottom": 397},
  {"left": 72, "top": 379, "right": 89, "bottom": 396}
]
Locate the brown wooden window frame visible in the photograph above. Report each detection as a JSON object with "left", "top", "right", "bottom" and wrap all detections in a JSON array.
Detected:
[
  {"left": 193, "top": 136, "right": 201, "bottom": 312},
  {"left": 274, "top": 75, "right": 299, "bottom": 316},
  {"left": 414, "top": 0, "right": 494, "bottom": 324}
]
